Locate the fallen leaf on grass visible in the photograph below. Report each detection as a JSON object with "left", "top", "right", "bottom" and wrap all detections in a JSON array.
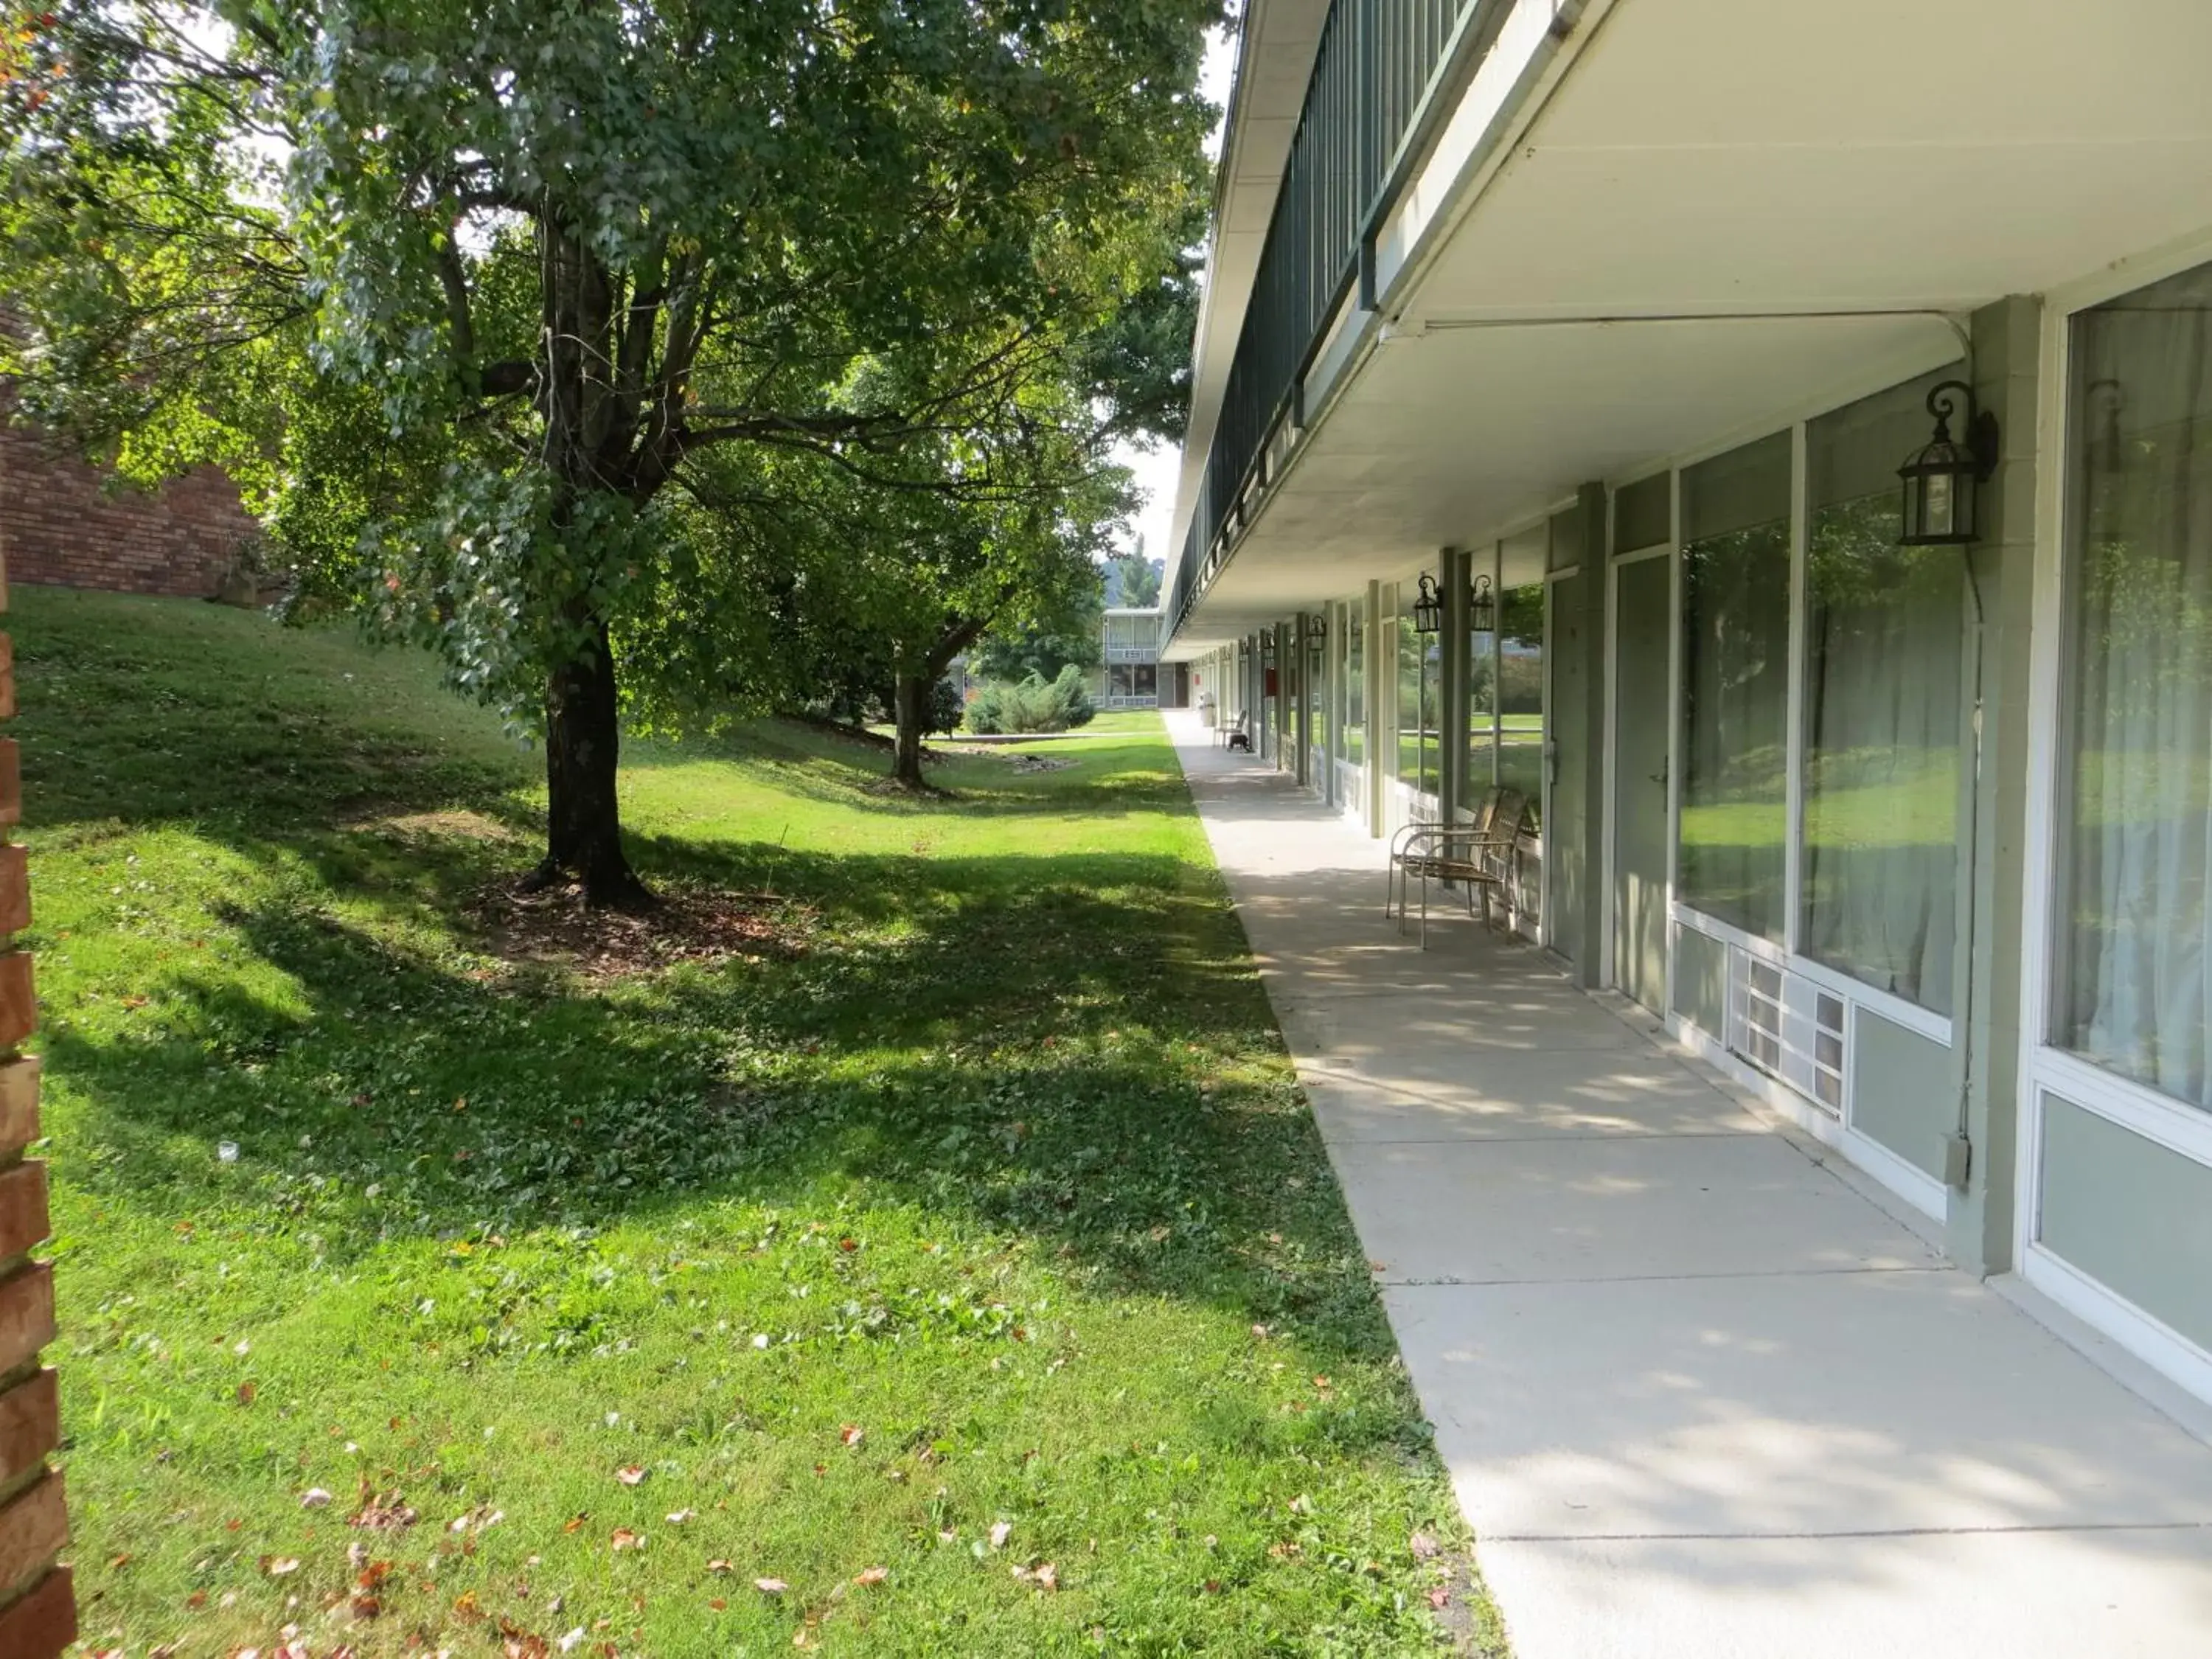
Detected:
[
  {"left": 349, "top": 1490, "right": 418, "bottom": 1531},
  {"left": 838, "top": 1425, "right": 863, "bottom": 1447},
  {"left": 558, "top": 1632, "right": 585, "bottom": 1655},
  {"left": 853, "top": 1567, "right": 887, "bottom": 1587},
  {"left": 563, "top": 1513, "right": 588, "bottom": 1533},
  {"left": 614, "top": 1464, "right": 647, "bottom": 1486},
  {"left": 706, "top": 1559, "right": 733, "bottom": 1574},
  {"left": 262, "top": 1556, "right": 301, "bottom": 1576},
  {"left": 1409, "top": 1531, "right": 1441, "bottom": 1559},
  {"left": 1429, "top": 1587, "right": 1452, "bottom": 1610},
  {"left": 236, "top": 1381, "right": 257, "bottom": 1407},
  {"left": 754, "top": 1577, "right": 788, "bottom": 1595},
  {"left": 664, "top": 1508, "right": 695, "bottom": 1525},
  {"left": 989, "top": 1521, "right": 1012, "bottom": 1551},
  {"left": 300, "top": 1487, "right": 333, "bottom": 1509},
  {"left": 610, "top": 1528, "right": 643, "bottom": 1552}
]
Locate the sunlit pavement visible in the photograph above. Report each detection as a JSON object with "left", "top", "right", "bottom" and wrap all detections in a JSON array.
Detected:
[{"left": 1169, "top": 712, "right": 2212, "bottom": 1659}]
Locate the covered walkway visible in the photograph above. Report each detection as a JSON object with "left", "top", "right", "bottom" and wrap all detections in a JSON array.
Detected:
[{"left": 1169, "top": 714, "right": 2212, "bottom": 1659}]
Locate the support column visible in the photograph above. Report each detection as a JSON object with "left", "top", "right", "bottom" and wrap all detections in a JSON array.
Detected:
[
  {"left": 1371, "top": 583, "right": 1397, "bottom": 832},
  {"left": 1273, "top": 622, "right": 1291, "bottom": 771},
  {"left": 1946, "top": 294, "right": 2041, "bottom": 1277},
  {"left": 0, "top": 554, "right": 72, "bottom": 1656},
  {"left": 1294, "top": 614, "right": 1312, "bottom": 787}
]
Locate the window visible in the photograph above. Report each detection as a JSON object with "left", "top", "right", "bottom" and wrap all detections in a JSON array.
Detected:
[
  {"left": 1680, "top": 434, "right": 1792, "bottom": 941},
  {"left": 2057, "top": 259, "right": 2212, "bottom": 1111},
  {"left": 1344, "top": 609, "right": 1365, "bottom": 765},
  {"left": 1498, "top": 582, "right": 1545, "bottom": 824},
  {"left": 1465, "top": 581, "right": 1497, "bottom": 810},
  {"left": 1801, "top": 371, "right": 1964, "bottom": 1013},
  {"left": 1307, "top": 626, "right": 1326, "bottom": 754},
  {"left": 1397, "top": 588, "right": 1436, "bottom": 797}
]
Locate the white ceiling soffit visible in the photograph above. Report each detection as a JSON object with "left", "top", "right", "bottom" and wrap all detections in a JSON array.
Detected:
[
  {"left": 1170, "top": 0, "right": 2212, "bottom": 651},
  {"left": 1164, "top": 0, "right": 1332, "bottom": 563}
]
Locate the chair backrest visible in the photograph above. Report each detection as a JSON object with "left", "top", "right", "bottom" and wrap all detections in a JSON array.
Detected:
[
  {"left": 1468, "top": 785, "right": 1505, "bottom": 836},
  {"left": 1484, "top": 790, "right": 1530, "bottom": 874}
]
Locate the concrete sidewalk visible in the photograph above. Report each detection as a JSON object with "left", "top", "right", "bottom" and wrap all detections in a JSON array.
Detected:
[{"left": 1168, "top": 715, "right": 2212, "bottom": 1659}]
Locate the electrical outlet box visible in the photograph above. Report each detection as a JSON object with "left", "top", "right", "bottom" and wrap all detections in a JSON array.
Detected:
[{"left": 1942, "top": 1132, "right": 1973, "bottom": 1189}]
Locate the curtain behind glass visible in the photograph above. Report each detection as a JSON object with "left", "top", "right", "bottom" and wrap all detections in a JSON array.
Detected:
[
  {"left": 1498, "top": 582, "right": 1545, "bottom": 824},
  {"left": 1680, "top": 434, "right": 1792, "bottom": 940},
  {"left": 2060, "top": 262, "right": 2212, "bottom": 1110},
  {"left": 1803, "top": 370, "right": 1964, "bottom": 1012}
]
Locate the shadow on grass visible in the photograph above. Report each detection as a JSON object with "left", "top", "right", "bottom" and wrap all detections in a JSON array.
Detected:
[{"left": 46, "top": 828, "right": 1392, "bottom": 1374}]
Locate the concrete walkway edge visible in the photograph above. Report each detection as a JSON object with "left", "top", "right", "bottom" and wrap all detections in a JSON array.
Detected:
[{"left": 1169, "top": 714, "right": 2212, "bottom": 1659}]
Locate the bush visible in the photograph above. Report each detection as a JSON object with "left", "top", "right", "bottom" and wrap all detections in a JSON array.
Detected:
[
  {"left": 924, "top": 676, "right": 966, "bottom": 739},
  {"left": 964, "top": 664, "right": 1096, "bottom": 734}
]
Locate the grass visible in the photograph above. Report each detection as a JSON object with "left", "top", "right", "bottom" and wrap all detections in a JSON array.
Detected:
[{"left": 21, "top": 589, "right": 1496, "bottom": 1657}]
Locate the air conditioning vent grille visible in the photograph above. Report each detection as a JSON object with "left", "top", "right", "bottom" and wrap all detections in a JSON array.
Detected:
[{"left": 1725, "top": 947, "right": 1847, "bottom": 1116}]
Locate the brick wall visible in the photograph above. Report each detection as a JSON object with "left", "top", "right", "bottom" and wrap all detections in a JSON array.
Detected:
[
  {"left": 0, "top": 387, "right": 257, "bottom": 599},
  {"left": 0, "top": 566, "right": 69, "bottom": 1655}
]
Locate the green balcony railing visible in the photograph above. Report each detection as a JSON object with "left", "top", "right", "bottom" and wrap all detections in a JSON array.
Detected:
[{"left": 1171, "top": 0, "right": 1484, "bottom": 639}]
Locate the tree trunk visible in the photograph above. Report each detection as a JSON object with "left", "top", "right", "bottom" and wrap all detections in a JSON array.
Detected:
[
  {"left": 891, "top": 674, "right": 929, "bottom": 790},
  {"left": 526, "top": 616, "right": 653, "bottom": 908}
]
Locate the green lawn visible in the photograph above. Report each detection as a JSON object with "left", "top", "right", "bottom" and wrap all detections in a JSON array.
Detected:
[{"left": 22, "top": 590, "right": 1492, "bottom": 1656}]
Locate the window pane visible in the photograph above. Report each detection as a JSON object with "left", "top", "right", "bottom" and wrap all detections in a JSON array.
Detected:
[
  {"left": 1397, "top": 594, "right": 1430, "bottom": 796},
  {"left": 2059, "top": 260, "right": 2212, "bottom": 1110},
  {"left": 1498, "top": 582, "right": 1545, "bottom": 825},
  {"left": 1464, "top": 602, "right": 1497, "bottom": 812},
  {"left": 1802, "top": 372, "right": 1964, "bottom": 1012},
  {"left": 1680, "top": 432, "right": 1792, "bottom": 941},
  {"left": 1344, "top": 610, "right": 1365, "bottom": 765}
]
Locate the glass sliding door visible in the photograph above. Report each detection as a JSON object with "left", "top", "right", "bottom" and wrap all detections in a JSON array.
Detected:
[
  {"left": 2056, "top": 260, "right": 2212, "bottom": 1110},
  {"left": 1679, "top": 433, "right": 1792, "bottom": 942},
  {"left": 1802, "top": 371, "right": 1964, "bottom": 1012}
]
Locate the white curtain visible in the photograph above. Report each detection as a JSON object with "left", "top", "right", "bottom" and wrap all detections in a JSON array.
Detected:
[
  {"left": 2062, "top": 266, "right": 2212, "bottom": 1110},
  {"left": 1801, "top": 369, "right": 1966, "bottom": 1013}
]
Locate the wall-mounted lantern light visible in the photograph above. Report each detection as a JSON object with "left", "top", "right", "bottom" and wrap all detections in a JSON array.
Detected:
[
  {"left": 1307, "top": 611, "right": 1326, "bottom": 644},
  {"left": 1413, "top": 574, "right": 1443, "bottom": 633},
  {"left": 1898, "top": 380, "right": 2000, "bottom": 546},
  {"left": 1469, "top": 573, "right": 1496, "bottom": 635}
]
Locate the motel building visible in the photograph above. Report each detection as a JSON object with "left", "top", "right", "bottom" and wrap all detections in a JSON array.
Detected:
[{"left": 1164, "top": 0, "right": 2212, "bottom": 1408}]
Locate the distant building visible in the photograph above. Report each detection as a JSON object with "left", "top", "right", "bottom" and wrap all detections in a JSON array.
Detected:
[
  {"left": 0, "top": 383, "right": 259, "bottom": 598},
  {"left": 1092, "top": 607, "right": 1185, "bottom": 710}
]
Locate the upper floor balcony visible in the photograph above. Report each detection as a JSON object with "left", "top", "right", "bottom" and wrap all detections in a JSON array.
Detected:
[
  {"left": 1167, "top": 0, "right": 1488, "bottom": 641},
  {"left": 1162, "top": 0, "right": 2212, "bottom": 661}
]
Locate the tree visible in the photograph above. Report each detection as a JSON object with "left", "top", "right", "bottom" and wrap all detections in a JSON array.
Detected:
[
  {"left": 969, "top": 590, "right": 1105, "bottom": 686},
  {"left": 1, "top": 0, "right": 1220, "bottom": 902},
  {"left": 1110, "top": 548, "right": 1164, "bottom": 608}
]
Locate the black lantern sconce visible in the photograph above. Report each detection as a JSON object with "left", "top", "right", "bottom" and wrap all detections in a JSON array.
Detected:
[
  {"left": 1469, "top": 573, "right": 1496, "bottom": 635},
  {"left": 1306, "top": 611, "right": 1326, "bottom": 645},
  {"left": 1412, "top": 574, "right": 1444, "bottom": 633},
  {"left": 1898, "top": 380, "right": 2000, "bottom": 547}
]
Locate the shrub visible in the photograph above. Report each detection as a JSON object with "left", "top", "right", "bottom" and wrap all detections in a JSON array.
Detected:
[
  {"left": 964, "top": 665, "right": 1097, "bottom": 735},
  {"left": 925, "top": 677, "right": 966, "bottom": 739}
]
